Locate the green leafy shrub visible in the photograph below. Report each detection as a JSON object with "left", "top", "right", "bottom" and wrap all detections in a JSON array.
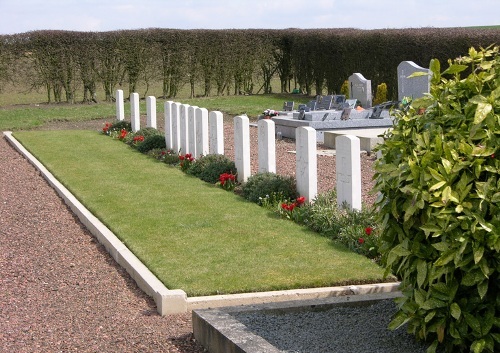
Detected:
[
  {"left": 241, "top": 172, "right": 297, "bottom": 204},
  {"left": 340, "top": 80, "right": 349, "bottom": 98},
  {"left": 187, "top": 154, "right": 236, "bottom": 183},
  {"left": 374, "top": 46, "right": 500, "bottom": 353},
  {"left": 299, "top": 190, "right": 379, "bottom": 258},
  {"left": 137, "top": 134, "right": 166, "bottom": 153},
  {"left": 124, "top": 127, "right": 161, "bottom": 146},
  {"left": 373, "top": 82, "right": 388, "bottom": 105}
]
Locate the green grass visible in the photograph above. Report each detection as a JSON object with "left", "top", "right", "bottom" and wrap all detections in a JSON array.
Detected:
[{"left": 13, "top": 130, "right": 386, "bottom": 296}]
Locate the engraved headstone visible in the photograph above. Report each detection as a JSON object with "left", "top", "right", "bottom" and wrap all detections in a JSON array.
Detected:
[
  {"left": 348, "top": 73, "right": 372, "bottom": 108},
  {"left": 296, "top": 127, "right": 317, "bottom": 202},
  {"left": 397, "top": 61, "right": 430, "bottom": 101},
  {"left": 336, "top": 135, "right": 361, "bottom": 211},
  {"left": 258, "top": 119, "right": 276, "bottom": 173}
]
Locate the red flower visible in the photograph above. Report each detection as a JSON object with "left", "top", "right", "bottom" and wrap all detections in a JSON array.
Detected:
[
  {"left": 119, "top": 129, "right": 127, "bottom": 139},
  {"left": 188, "top": 157, "right": 194, "bottom": 162},
  {"left": 161, "top": 151, "right": 166, "bottom": 155},
  {"left": 185, "top": 153, "right": 192, "bottom": 159},
  {"left": 491, "top": 154, "right": 495, "bottom": 159},
  {"left": 179, "top": 155, "right": 185, "bottom": 160},
  {"left": 296, "top": 196, "right": 306, "bottom": 205},
  {"left": 358, "top": 237, "right": 365, "bottom": 244},
  {"left": 365, "top": 227, "right": 373, "bottom": 235}
]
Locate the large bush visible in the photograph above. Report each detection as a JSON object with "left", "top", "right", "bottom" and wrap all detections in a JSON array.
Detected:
[{"left": 374, "top": 46, "right": 500, "bottom": 353}]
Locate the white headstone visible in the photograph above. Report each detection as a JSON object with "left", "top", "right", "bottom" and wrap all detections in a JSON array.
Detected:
[
  {"left": 116, "top": 89, "right": 124, "bottom": 121},
  {"left": 397, "top": 61, "right": 430, "bottom": 101},
  {"left": 296, "top": 127, "right": 317, "bottom": 202},
  {"left": 146, "top": 96, "right": 157, "bottom": 129},
  {"left": 209, "top": 111, "right": 224, "bottom": 155},
  {"left": 179, "top": 104, "right": 190, "bottom": 154},
  {"left": 234, "top": 115, "right": 251, "bottom": 183},
  {"left": 336, "top": 135, "right": 361, "bottom": 211},
  {"left": 164, "top": 101, "right": 174, "bottom": 150},
  {"left": 130, "top": 92, "right": 140, "bottom": 133},
  {"left": 188, "top": 106, "right": 198, "bottom": 157},
  {"left": 171, "top": 102, "right": 181, "bottom": 153},
  {"left": 348, "top": 73, "right": 372, "bottom": 108},
  {"left": 258, "top": 119, "right": 276, "bottom": 173},
  {"left": 195, "top": 107, "right": 209, "bottom": 158}
]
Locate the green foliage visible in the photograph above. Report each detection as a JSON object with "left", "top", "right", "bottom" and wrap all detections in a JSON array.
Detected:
[
  {"left": 110, "top": 120, "right": 132, "bottom": 132},
  {"left": 124, "top": 127, "right": 160, "bottom": 146},
  {"left": 136, "top": 134, "right": 166, "bottom": 153},
  {"left": 374, "top": 46, "right": 500, "bottom": 353},
  {"left": 187, "top": 154, "right": 236, "bottom": 184},
  {"left": 373, "top": 82, "right": 388, "bottom": 105},
  {"left": 299, "top": 190, "right": 379, "bottom": 258},
  {"left": 242, "top": 172, "right": 297, "bottom": 204},
  {"left": 340, "top": 80, "right": 349, "bottom": 98}
]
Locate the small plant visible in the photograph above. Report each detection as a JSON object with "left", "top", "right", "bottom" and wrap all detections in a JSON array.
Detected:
[
  {"left": 179, "top": 153, "right": 194, "bottom": 172},
  {"left": 102, "top": 120, "right": 132, "bottom": 136},
  {"left": 340, "top": 80, "right": 349, "bottom": 98},
  {"left": 217, "top": 173, "right": 237, "bottom": 191},
  {"left": 372, "top": 82, "right": 388, "bottom": 105},
  {"left": 187, "top": 154, "right": 237, "bottom": 184},
  {"left": 137, "top": 134, "right": 166, "bottom": 153},
  {"left": 241, "top": 172, "right": 297, "bottom": 204},
  {"left": 279, "top": 196, "right": 306, "bottom": 222},
  {"left": 124, "top": 127, "right": 161, "bottom": 145}
]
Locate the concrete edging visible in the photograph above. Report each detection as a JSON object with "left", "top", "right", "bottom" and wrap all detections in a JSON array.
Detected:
[{"left": 4, "top": 131, "right": 400, "bottom": 316}]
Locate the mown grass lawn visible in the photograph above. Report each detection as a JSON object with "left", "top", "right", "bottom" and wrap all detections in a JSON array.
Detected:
[{"left": 13, "top": 130, "right": 386, "bottom": 296}]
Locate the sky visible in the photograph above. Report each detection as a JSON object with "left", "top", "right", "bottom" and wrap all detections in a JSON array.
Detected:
[{"left": 0, "top": 0, "right": 499, "bottom": 35}]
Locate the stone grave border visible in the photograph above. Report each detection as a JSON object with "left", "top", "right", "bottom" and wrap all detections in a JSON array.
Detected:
[{"left": 4, "top": 130, "right": 400, "bottom": 316}]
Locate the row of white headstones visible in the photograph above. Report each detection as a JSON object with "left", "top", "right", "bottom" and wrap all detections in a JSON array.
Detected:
[{"left": 115, "top": 90, "right": 363, "bottom": 211}]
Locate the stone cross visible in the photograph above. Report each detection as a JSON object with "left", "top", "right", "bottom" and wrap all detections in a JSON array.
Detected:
[
  {"left": 116, "top": 89, "right": 124, "bottom": 121},
  {"left": 130, "top": 92, "right": 140, "bottom": 133},
  {"left": 336, "top": 135, "right": 361, "bottom": 211},
  {"left": 258, "top": 119, "right": 276, "bottom": 173},
  {"left": 295, "top": 126, "right": 317, "bottom": 202}
]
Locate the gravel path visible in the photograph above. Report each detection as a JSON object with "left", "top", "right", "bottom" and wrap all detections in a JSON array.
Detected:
[
  {"left": 0, "top": 135, "right": 205, "bottom": 353},
  {"left": 1, "top": 117, "right": 378, "bottom": 352}
]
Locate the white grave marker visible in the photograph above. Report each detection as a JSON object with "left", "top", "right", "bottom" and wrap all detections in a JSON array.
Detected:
[
  {"left": 116, "top": 89, "right": 124, "bottom": 121},
  {"left": 130, "top": 92, "right": 140, "bottom": 132},
  {"left": 348, "top": 73, "right": 372, "bottom": 108},
  {"left": 209, "top": 111, "right": 224, "bottom": 155},
  {"left": 146, "top": 96, "right": 157, "bottom": 129},
  {"left": 188, "top": 106, "right": 198, "bottom": 157},
  {"left": 195, "top": 108, "right": 209, "bottom": 158},
  {"left": 336, "top": 135, "right": 361, "bottom": 211},
  {"left": 171, "top": 102, "right": 181, "bottom": 153},
  {"left": 258, "top": 119, "right": 276, "bottom": 173},
  {"left": 179, "top": 104, "right": 190, "bottom": 154},
  {"left": 234, "top": 115, "right": 251, "bottom": 183},
  {"left": 164, "top": 101, "right": 174, "bottom": 150},
  {"left": 296, "top": 127, "right": 317, "bottom": 202}
]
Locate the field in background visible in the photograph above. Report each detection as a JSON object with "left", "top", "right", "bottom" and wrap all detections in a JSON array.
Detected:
[{"left": 0, "top": 78, "right": 312, "bottom": 130}]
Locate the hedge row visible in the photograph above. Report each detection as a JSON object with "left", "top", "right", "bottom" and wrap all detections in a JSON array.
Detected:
[{"left": 0, "top": 27, "right": 499, "bottom": 103}]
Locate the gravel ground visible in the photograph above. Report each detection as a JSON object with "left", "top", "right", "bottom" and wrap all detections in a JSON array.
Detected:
[
  {"left": 233, "top": 300, "right": 429, "bottom": 353},
  {"left": 1, "top": 116, "right": 378, "bottom": 352}
]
